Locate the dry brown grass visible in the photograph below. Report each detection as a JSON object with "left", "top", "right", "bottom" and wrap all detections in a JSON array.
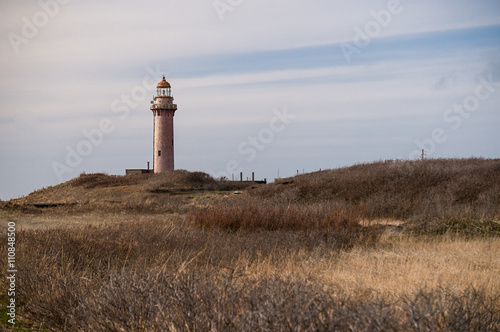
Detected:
[
  {"left": 257, "top": 236, "right": 500, "bottom": 298},
  {"left": 188, "top": 159, "right": 500, "bottom": 238},
  {"left": 1, "top": 219, "right": 498, "bottom": 331},
  {"left": 254, "top": 158, "right": 500, "bottom": 223},
  {"left": 3, "top": 158, "right": 498, "bottom": 227},
  {"left": 0, "top": 170, "right": 253, "bottom": 215},
  {"left": 1, "top": 158, "right": 500, "bottom": 330},
  {"left": 191, "top": 199, "right": 362, "bottom": 231}
]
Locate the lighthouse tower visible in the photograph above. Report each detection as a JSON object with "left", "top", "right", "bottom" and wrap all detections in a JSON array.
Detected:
[{"left": 151, "top": 76, "right": 178, "bottom": 173}]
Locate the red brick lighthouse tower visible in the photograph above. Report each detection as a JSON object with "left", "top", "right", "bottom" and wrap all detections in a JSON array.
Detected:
[{"left": 151, "top": 76, "right": 178, "bottom": 173}]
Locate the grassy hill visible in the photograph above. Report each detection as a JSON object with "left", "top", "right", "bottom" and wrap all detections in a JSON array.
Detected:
[
  {"left": 2, "top": 170, "right": 253, "bottom": 213},
  {"left": 248, "top": 158, "right": 500, "bottom": 235},
  {"left": 5, "top": 158, "right": 500, "bottom": 210},
  {"left": 1, "top": 158, "right": 500, "bottom": 330},
  {"left": 3, "top": 158, "right": 500, "bottom": 234},
  {"left": 256, "top": 158, "right": 500, "bottom": 216}
]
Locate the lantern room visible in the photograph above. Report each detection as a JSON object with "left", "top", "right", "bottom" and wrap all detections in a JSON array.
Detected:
[{"left": 156, "top": 76, "right": 172, "bottom": 97}]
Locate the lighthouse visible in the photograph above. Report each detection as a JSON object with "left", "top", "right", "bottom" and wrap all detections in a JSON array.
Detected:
[{"left": 151, "top": 76, "right": 178, "bottom": 173}]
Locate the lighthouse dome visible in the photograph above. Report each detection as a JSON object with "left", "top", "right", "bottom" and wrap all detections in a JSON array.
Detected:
[{"left": 157, "top": 76, "right": 171, "bottom": 88}]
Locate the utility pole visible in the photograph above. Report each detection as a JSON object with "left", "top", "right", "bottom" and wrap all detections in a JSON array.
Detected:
[{"left": 421, "top": 149, "right": 425, "bottom": 160}]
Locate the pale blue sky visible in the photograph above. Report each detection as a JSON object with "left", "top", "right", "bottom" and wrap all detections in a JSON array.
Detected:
[{"left": 1, "top": 0, "right": 499, "bottom": 199}]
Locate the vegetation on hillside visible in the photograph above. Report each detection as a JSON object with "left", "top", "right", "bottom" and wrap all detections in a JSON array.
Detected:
[
  {"left": 1, "top": 158, "right": 499, "bottom": 330},
  {"left": 253, "top": 158, "right": 500, "bottom": 219},
  {"left": 0, "top": 170, "right": 253, "bottom": 214},
  {"left": 192, "top": 158, "right": 500, "bottom": 236}
]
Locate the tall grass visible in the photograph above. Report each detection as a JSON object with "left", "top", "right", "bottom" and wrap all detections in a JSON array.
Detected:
[
  {"left": 191, "top": 199, "right": 362, "bottom": 231},
  {"left": 2, "top": 220, "right": 499, "bottom": 331}
]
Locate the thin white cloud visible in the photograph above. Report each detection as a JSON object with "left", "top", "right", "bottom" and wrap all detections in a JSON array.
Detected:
[{"left": 2, "top": 1, "right": 499, "bottom": 65}]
